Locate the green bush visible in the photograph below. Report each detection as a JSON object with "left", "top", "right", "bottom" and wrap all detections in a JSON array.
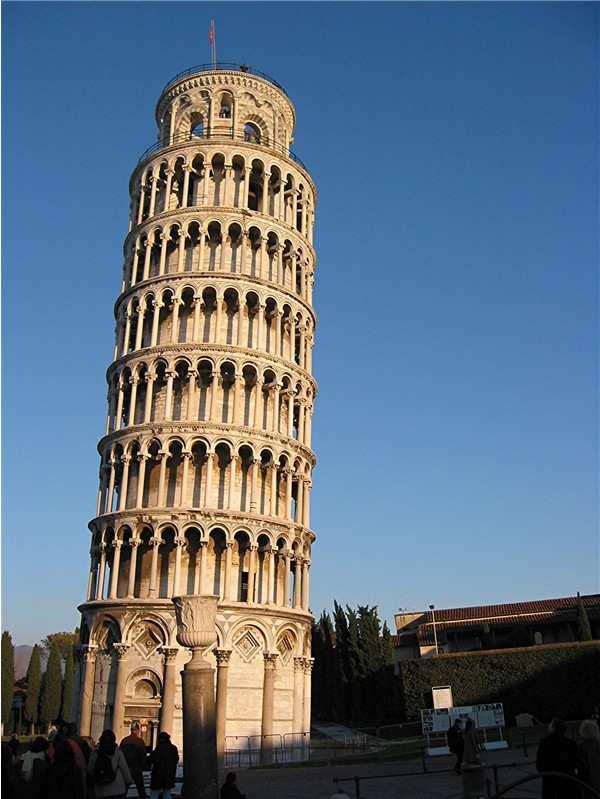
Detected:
[{"left": 398, "top": 641, "right": 600, "bottom": 723}]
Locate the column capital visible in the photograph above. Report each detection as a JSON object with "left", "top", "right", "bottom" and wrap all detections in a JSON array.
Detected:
[
  {"left": 129, "top": 537, "right": 141, "bottom": 548},
  {"left": 175, "top": 536, "right": 186, "bottom": 547},
  {"left": 263, "top": 652, "right": 279, "bottom": 670},
  {"left": 160, "top": 646, "right": 179, "bottom": 664},
  {"left": 303, "top": 656, "right": 315, "bottom": 673},
  {"left": 150, "top": 536, "right": 163, "bottom": 546},
  {"left": 214, "top": 649, "right": 232, "bottom": 666},
  {"left": 293, "top": 656, "right": 305, "bottom": 672},
  {"left": 112, "top": 539, "right": 123, "bottom": 550},
  {"left": 113, "top": 643, "right": 130, "bottom": 660},
  {"left": 80, "top": 644, "right": 98, "bottom": 663}
]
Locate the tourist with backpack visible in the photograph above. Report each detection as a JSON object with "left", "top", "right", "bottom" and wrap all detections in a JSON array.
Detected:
[
  {"left": 148, "top": 732, "right": 179, "bottom": 799},
  {"left": 88, "top": 730, "right": 132, "bottom": 799}
]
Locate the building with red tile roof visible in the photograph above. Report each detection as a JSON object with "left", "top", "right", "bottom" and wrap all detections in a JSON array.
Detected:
[{"left": 393, "top": 593, "right": 600, "bottom": 661}]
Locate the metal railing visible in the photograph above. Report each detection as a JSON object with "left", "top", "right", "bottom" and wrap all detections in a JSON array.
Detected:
[
  {"left": 223, "top": 732, "right": 369, "bottom": 769},
  {"left": 333, "top": 761, "right": 600, "bottom": 799},
  {"left": 137, "top": 129, "right": 308, "bottom": 172},
  {"left": 160, "top": 63, "right": 288, "bottom": 97}
]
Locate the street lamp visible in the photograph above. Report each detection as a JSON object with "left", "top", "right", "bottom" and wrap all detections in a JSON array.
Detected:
[{"left": 429, "top": 604, "right": 439, "bottom": 655}]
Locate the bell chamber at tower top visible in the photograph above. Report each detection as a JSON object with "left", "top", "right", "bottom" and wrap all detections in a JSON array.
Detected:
[{"left": 128, "top": 65, "right": 316, "bottom": 246}]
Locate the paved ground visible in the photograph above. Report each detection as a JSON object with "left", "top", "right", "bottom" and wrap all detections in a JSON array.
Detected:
[
  {"left": 235, "top": 749, "right": 540, "bottom": 798},
  {"left": 127, "top": 748, "right": 541, "bottom": 798}
]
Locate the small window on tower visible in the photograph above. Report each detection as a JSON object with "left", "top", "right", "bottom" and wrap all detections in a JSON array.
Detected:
[
  {"left": 191, "top": 120, "right": 204, "bottom": 138},
  {"left": 244, "top": 123, "right": 260, "bottom": 144}
]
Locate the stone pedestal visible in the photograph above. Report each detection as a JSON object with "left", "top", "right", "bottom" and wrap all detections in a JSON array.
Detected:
[{"left": 173, "top": 595, "right": 219, "bottom": 799}]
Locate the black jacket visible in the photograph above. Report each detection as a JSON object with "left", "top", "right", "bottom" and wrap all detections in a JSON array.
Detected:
[{"left": 149, "top": 741, "right": 179, "bottom": 790}]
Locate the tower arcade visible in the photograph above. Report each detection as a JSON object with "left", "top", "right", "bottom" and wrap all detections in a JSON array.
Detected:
[{"left": 75, "top": 64, "right": 318, "bottom": 754}]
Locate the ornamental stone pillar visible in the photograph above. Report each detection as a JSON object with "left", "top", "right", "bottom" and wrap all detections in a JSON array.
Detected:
[
  {"left": 160, "top": 647, "right": 179, "bottom": 734},
  {"left": 173, "top": 595, "right": 219, "bottom": 799},
  {"left": 111, "top": 643, "right": 130, "bottom": 737},
  {"left": 261, "top": 652, "right": 278, "bottom": 763},
  {"left": 214, "top": 649, "right": 232, "bottom": 762},
  {"left": 78, "top": 645, "right": 97, "bottom": 737}
]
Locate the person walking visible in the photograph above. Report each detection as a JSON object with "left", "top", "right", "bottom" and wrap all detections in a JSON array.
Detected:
[
  {"left": 120, "top": 721, "right": 147, "bottom": 798},
  {"left": 536, "top": 718, "right": 579, "bottom": 799},
  {"left": 148, "top": 732, "right": 179, "bottom": 799},
  {"left": 462, "top": 718, "right": 481, "bottom": 765},
  {"left": 447, "top": 718, "right": 464, "bottom": 774},
  {"left": 88, "top": 729, "right": 132, "bottom": 799},
  {"left": 44, "top": 736, "right": 85, "bottom": 799},
  {"left": 221, "top": 771, "right": 247, "bottom": 799},
  {"left": 578, "top": 719, "right": 600, "bottom": 796}
]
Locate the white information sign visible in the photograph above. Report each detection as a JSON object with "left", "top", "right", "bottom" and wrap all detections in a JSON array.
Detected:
[
  {"left": 420, "top": 702, "right": 508, "bottom": 756},
  {"left": 432, "top": 685, "right": 454, "bottom": 709}
]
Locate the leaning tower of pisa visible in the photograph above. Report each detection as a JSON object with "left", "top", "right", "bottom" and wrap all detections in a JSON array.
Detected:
[{"left": 75, "top": 64, "right": 317, "bottom": 756}]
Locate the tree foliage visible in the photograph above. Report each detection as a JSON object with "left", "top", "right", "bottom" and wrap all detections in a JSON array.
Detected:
[
  {"left": 62, "top": 645, "right": 75, "bottom": 722},
  {"left": 312, "top": 603, "right": 402, "bottom": 723},
  {"left": 24, "top": 645, "right": 42, "bottom": 732},
  {"left": 399, "top": 642, "right": 600, "bottom": 723},
  {"left": 577, "top": 594, "right": 593, "bottom": 642},
  {"left": 1, "top": 631, "right": 15, "bottom": 732},
  {"left": 40, "top": 643, "right": 62, "bottom": 727},
  {"left": 41, "top": 631, "right": 79, "bottom": 660}
]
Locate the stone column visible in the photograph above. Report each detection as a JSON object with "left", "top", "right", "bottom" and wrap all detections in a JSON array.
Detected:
[
  {"left": 214, "top": 649, "right": 232, "bottom": 763},
  {"left": 111, "top": 643, "right": 130, "bottom": 738},
  {"left": 134, "top": 310, "right": 145, "bottom": 350},
  {"left": 158, "top": 232, "right": 168, "bottom": 276},
  {"left": 246, "top": 545, "right": 256, "bottom": 603},
  {"left": 196, "top": 541, "right": 207, "bottom": 594},
  {"left": 173, "top": 536, "right": 185, "bottom": 597},
  {"left": 159, "top": 647, "right": 179, "bottom": 734},
  {"left": 302, "top": 658, "right": 314, "bottom": 734},
  {"left": 119, "top": 457, "right": 132, "bottom": 512},
  {"left": 127, "top": 539, "right": 139, "bottom": 597},
  {"left": 267, "top": 546, "right": 276, "bottom": 605},
  {"left": 95, "top": 545, "right": 107, "bottom": 600},
  {"left": 269, "top": 464, "right": 278, "bottom": 517},
  {"left": 135, "top": 455, "right": 148, "bottom": 507},
  {"left": 301, "top": 560, "right": 310, "bottom": 610},
  {"left": 293, "top": 558, "right": 302, "bottom": 609},
  {"left": 150, "top": 300, "right": 162, "bottom": 346},
  {"left": 283, "top": 551, "right": 291, "bottom": 607},
  {"left": 78, "top": 645, "right": 97, "bottom": 737},
  {"left": 173, "top": 595, "right": 219, "bottom": 799},
  {"left": 261, "top": 653, "right": 278, "bottom": 764},
  {"left": 144, "top": 374, "right": 154, "bottom": 422},
  {"left": 204, "top": 452, "right": 214, "bottom": 508},
  {"left": 223, "top": 542, "right": 233, "bottom": 601},
  {"left": 292, "top": 657, "right": 304, "bottom": 733},
  {"left": 148, "top": 536, "right": 162, "bottom": 596},
  {"left": 108, "top": 540, "right": 122, "bottom": 599}
]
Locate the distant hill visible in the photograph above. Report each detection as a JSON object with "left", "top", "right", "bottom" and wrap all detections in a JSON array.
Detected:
[{"left": 14, "top": 645, "right": 48, "bottom": 680}]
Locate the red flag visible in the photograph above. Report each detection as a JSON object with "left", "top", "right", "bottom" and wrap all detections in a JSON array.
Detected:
[{"left": 208, "top": 20, "right": 215, "bottom": 45}]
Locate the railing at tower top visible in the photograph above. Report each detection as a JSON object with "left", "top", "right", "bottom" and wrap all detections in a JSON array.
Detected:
[
  {"left": 160, "top": 63, "right": 288, "bottom": 98},
  {"left": 137, "top": 129, "right": 308, "bottom": 172}
]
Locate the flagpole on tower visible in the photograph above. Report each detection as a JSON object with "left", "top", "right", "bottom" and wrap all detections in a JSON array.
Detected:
[{"left": 209, "top": 20, "right": 217, "bottom": 67}]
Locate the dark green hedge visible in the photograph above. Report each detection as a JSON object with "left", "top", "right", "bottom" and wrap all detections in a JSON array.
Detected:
[{"left": 399, "top": 642, "right": 600, "bottom": 723}]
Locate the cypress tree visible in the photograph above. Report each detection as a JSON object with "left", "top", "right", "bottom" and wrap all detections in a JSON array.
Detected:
[
  {"left": 1, "top": 631, "right": 15, "bottom": 734},
  {"left": 346, "top": 607, "right": 364, "bottom": 719},
  {"left": 62, "top": 646, "right": 75, "bottom": 721},
  {"left": 40, "top": 643, "right": 62, "bottom": 730},
  {"left": 25, "top": 645, "right": 42, "bottom": 735},
  {"left": 333, "top": 601, "right": 351, "bottom": 717},
  {"left": 577, "top": 593, "right": 593, "bottom": 641}
]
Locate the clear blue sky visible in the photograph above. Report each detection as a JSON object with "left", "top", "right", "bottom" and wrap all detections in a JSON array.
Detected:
[{"left": 2, "top": 2, "right": 598, "bottom": 645}]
